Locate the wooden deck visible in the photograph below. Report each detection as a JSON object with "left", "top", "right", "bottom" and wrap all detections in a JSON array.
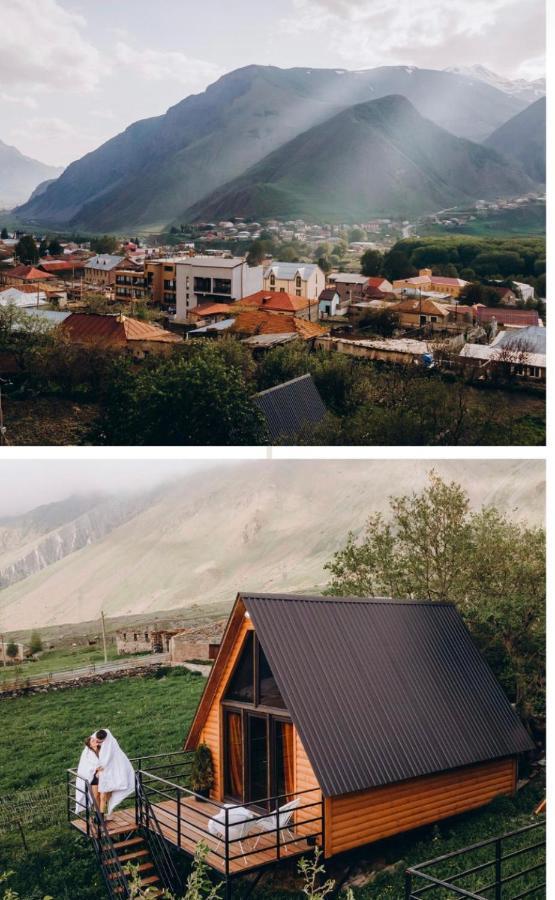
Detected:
[{"left": 71, "top": 796, "right": 313, "bottom": 875}]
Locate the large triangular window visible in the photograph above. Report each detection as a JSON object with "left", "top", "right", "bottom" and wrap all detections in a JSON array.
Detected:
[{"left": 224, "top": 632, "right": 285, "bottom": 709}]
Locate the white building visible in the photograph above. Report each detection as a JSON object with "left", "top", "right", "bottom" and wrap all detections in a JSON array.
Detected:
[
  {"left": 263, "top": 262, "right": 325, "bottom": 300},
  {"left": 174, "top": 257, "right": 263, "bottom": 322},
  {"left": 513, "top": 282, "right": 536, "bottom": 303}
]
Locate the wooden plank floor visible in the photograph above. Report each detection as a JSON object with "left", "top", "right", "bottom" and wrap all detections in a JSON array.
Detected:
[{"left": 71, "top": 797, "right": 312, "bottom": 875}]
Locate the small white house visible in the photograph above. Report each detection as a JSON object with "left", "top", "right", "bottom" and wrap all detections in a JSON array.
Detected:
[
  {"left": 263, "top": 262, "right": 325, "bottom": 300},
  {"left": 174, "top": 257, "right": 263, "bottom": 322}
]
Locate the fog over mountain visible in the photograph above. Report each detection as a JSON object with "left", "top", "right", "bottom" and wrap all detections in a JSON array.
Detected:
[
  {"left": 15, "top": 64, "right": 529, "bottom": 232},
  {"left": 185, "top": 95, "right": 535, "bottom": 223},
  {"left": 485, "top": 97, "right": 546, "bottom": 184},
  {"left": 0, "top": 459, "right": 544, "bottom": 631}
]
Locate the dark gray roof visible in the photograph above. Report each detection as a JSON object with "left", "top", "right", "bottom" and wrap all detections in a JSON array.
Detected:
[
  {"left": 253, "top": 374, "right": 326, "bottom": 442},
  {"left": 242, "top": 593, "right": 534, "bottom": 797},
  {"left": 494, "top": 326, "right": 546, "bottom": 354}
]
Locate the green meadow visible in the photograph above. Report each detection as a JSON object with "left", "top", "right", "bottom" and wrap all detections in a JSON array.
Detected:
[{"left": 0, "top": 669, "right": 544, "bottom": 899}]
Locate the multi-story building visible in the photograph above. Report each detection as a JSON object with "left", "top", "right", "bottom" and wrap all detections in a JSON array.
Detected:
[
  {"left": 393, "top": 268, "right": 469, "bottom": 298},
  {"left": 145, "top": 258, "right": 180, "bottom": 306},
  {"left": 83, "top": 254, "right": 125, "bottom": 289},
  {"left": 114, "top": 268, "right": 148, "bottom": 303},
  {"left": 263, "top": 262, "right": 325, "bottom": 300},
  {"left": 175, "top": 257, "right": 263, "bottom": 322}
]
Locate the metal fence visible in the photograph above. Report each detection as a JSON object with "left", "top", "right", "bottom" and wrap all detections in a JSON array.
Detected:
[{"left": 405, "top": 820, "right": 545, "bottom": 899}]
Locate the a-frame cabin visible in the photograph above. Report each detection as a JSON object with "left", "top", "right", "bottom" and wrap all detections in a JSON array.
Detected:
[{"left": 185, "top": 592, "right": 533, "bottom": 859}]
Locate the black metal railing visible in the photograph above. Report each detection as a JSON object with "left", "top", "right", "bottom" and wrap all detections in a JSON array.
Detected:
[
  {"left": 405, "top": 820, "right": 545, "bottom": 899},
  {"left": 67, "top": 769, "right": 130, "bottom": 899},
  {"left": 137, "top": 767, "right": 323, "bottom": 875},
  {"left": 135, "top": 772, "right": 183, "bottom": 895}
]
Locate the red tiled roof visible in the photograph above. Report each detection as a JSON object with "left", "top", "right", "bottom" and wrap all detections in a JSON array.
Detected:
[
  {"left": 7, "top": 265, "right": 53, "bottom": 280},
  {"left": 192, "top": 303, "right": 233, "bottom": 317},
  {"left": 39, "top": 260, "right": 84, "bottom": 273},
  {"left": 231, "top": 310, "right": 326, "bottom": 339},
  {"left": 366, "top": 277, "right": 391, "bottom": 288},
  {"left": 60, "top": 313, "right": 182, "bottom": 346},
  {"left": 391, "top": 298, "right": 449, "bottom": 316},
  {"left": 429, "top": 276, "right": 466, "bottom": 286},
  {"left": 237, "top": 290, "right": 316, "bottom": 314}
]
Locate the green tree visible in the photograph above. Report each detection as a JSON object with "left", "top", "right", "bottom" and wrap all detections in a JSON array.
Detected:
[
  {"left": 48, "top": 238, "right": 63, "bottom": 256},
  {"left": 360, "top": 248, "right": 383, "bottom": 277},
  {"left": 97, "top": 346, "right": 267, "bottom": 445},
  {"left": 348, "top": 227, "right": 366, "bottom": 243},
  {"left": 1, "top": 227, "right": 9, "bottom": 239},
  {"left": 29, "top": 631, "right": 43, "bottom": 655},
  {"left": 15, "top": 234, "right": 39, "bottom": 265},
  {"left": 246, "top": 239, "right": 266, "bottom": 267},
  {"left": 358, "top": 307, "right": 399, "bottom": 337},
  {"left": 317, "top": 255, "right": 332, "bottom": 275},
  {"left": 381, "top": 249, "right": 416, "bottom": 281},
  {"left": 38, "top": 238, "right": 48, "bottom": 256},
  {"left": 325, "top": 473, "right": 545, "bottom": 720},
  {"left": 90, "top": 234, "right": 118, "bottom": 254},
  {"left": 6, "top": 641, "right": 18, "bottom": 661}
]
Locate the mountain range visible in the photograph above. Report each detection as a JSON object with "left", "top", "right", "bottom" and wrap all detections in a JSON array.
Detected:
[
  {"left": 184, "top": 95, "right": 535, "bottom": 223},
  {"left": 485, "top": 97, "right": 546, "bottom": 184},
  {"left": 0, "top": 459, "right": 544, "bottom": 631},
  {"left": 15, "top": 64, "right": 533, "bottom": 231},
  {"left": 445, "top": 65, "right": 545, "bottom": 105},
  {"left": 0, "top": 139, "right": 63, "bottom": 209}
]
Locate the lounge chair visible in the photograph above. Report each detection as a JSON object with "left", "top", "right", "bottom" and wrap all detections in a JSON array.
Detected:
[{"left": 251, "top": 797, "right": 301, "bottom": 851}]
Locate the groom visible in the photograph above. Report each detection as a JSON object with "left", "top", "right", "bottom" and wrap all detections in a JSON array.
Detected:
[{"left": 94, "top": 729, "right": 135, "bottom": 821}]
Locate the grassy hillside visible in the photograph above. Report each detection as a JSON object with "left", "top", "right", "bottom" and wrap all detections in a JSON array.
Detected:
[
  {"left": 186, "top": 96, "right": 534, "bottom": 224},
  {"left": 0, "top": 669, "right": 544, "bottom": 899}
]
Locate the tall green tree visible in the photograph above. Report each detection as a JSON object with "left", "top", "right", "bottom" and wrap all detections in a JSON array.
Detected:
[
  {"left": 15, "top": 234, "right": 39, "bottom": 265},
  {"left": 48, "top": 238, "right": 63, "bottom": 256},
  {"left": 90, "top": 234, "right": 118, "bottom": 254},
  {"left": 1, "top": 227, "right": 9, "bottom": 240},
  {"left": 325, "top": 473, "right": 545, "bottom": 720},
  {"left": 360, "top": 248, "right": 383, "bottom": 277},
  {"left": 29, "top": 631, "right": 43, "bottom": 655},
  {"left": 246, "top": 239, "right": 266, "bottom": 267}
]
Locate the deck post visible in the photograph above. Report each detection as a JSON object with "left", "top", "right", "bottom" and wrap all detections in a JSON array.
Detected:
[
  {"left": 494, "top": 838, "right": 502, "bottom": 900},
  {"left": 177, "top": 788, "right": 182, "bottom": 848},
  {"left": 276, "top": 794, "right": 282, "bottom": 860},
  {"left": 66, "top": 770, "right": 70, "bottom": 824},
  {"left": 404, "top": 871, "right": 413, "bottom": 900},
  {"left": 225, "top": 806, "right": 229, "bottom": 878},
  {"left": 85, "top": 784, "right": 89, "bottom": 838}
]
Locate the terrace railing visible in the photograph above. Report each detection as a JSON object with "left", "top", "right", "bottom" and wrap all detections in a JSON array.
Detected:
[
  {"left": 135, "top": 771, "right": 183, "bottom": 895},
  {"left": 136, "top": 766, "right": 323, "bottom": 875},
  {"left": 405, "top": 820, "right": 546, "bottom": 900}
]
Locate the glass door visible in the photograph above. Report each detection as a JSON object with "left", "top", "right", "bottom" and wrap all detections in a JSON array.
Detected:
[{"left": 246, "top": 714, "right": 268, "bottom": 805}]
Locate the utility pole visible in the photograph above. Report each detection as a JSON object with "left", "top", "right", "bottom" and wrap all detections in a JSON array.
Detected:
[
  {"left": 100, "top": 611, "right": 108, "bottom": 664},
  {"left": 0, "top": 634, "right": 6, "bottom": 668}
]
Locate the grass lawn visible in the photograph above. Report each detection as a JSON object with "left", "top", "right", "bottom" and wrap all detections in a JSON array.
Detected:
[{"left": 0, "top": 669, "right": 544, "bottom": 899}]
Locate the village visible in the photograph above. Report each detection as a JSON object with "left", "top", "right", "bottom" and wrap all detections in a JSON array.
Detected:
[{"left": 0, "top": 224, "right": 546, "bottom": 444}]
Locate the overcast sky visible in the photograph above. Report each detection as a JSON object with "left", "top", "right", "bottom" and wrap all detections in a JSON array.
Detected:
[
  {"left": 0, "top": 460, "right": 232, "bottom": 516},
  {"left": 1, "top": 0, "right": 545, "bottom": 167}
]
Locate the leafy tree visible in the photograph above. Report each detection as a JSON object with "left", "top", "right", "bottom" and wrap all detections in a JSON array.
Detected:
[
  {"left": 325, "top": 473, "right": 545, "bottom": 720},
  {"left": 6, "top": 641, "right": 18, "bottom": 660},
  {"left": 381, "top": 249, "right": 416, "bottom": 281},
  {"left": 317, "top": 255, "right": 331, "bottom": 275},
  {"left": 246, "top": 239, "right": 266, "bottom": 266},
  {"left": 0, "top": 227, "right": 8, "bottom": 240},
  {"left": 90, "top": 234, "right": 118, "bottom": 254},
  {"left": 15, "top": 234, "right": 39, "bottom": 265},
  {"left": 96, "top": 345, "right": 267, "bottom": 445},
  {"left": 348, "top": 227, "right": 366, "bottom": 243},
  {"left": 473, "top": 251, "right": 525, "bottom": 278},
  {"left": 38, "top": 238, "right": 48, "bottom": 256},
  {"left": 29, "top": 631, "right": 43, "bottom": 655},
  {"left": 47, "top": 238, "right": 63, "bottom": 256},
  {"left": 360, "top": 248, "right": 383, "bottom": 277}
]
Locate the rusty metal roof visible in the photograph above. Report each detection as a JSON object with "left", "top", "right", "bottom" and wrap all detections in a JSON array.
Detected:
[{"left": 241, "top": 593, "right": 534, "bottom": 797}]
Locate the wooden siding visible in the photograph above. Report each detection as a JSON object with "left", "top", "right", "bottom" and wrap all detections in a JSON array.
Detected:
[
  {"left": 199, "top": 610, "right": 253, "bottom": 799},
  {"left": 325, "top": 757, "right": 516, "bottom": 857}
]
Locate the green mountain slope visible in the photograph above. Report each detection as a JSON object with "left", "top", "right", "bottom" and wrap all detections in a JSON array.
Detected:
[
  {"left": 0, "top": 459, "right": 544, "bottom": 630},
  {"left": 0, "top": 140, "right": 62, "bottom": 209},
  {"left": 485, "top": 98, "right": 546, "bottom": 183},
  {"left": 185, "top": 95, "right": 536, "bottom": 223},
  {"left": 14, "top": 65, "right": 526, "bottom": 232}
]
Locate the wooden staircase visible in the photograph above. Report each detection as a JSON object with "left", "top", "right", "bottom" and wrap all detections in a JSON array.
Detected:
[{"left": 109, "top": 826, "right": 164, "bottom": 897}]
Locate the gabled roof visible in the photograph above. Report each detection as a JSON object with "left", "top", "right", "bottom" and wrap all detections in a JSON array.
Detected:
[
  {"left": 84, "top": 254, "right": 125, "bottom": 271},
  {"left": 246, "top": 594, "right": 534, "bottom": 795},
  {"left": 60, "top": 313, "right": 182, "bottom": 346},
  {"left": 237, "top": 290, "right": 316, "bottom": 313},
  {"left": 264, "top": 262, "right": 320, "bottom": 280},
  {"left": 7, "top": 265, "right": 53, "bottom": 281},
  {"left": 253, "top": 375, "right": 327, "bottom": 441},
  {"left": 392, "top": 298, "right": 449, "bottom": 316},
  {"left": 188, "top": 594, "right": 533, "bottom": 798},
  {"left": 230, "top": 310, "right": 326, "bottom": 339}
]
